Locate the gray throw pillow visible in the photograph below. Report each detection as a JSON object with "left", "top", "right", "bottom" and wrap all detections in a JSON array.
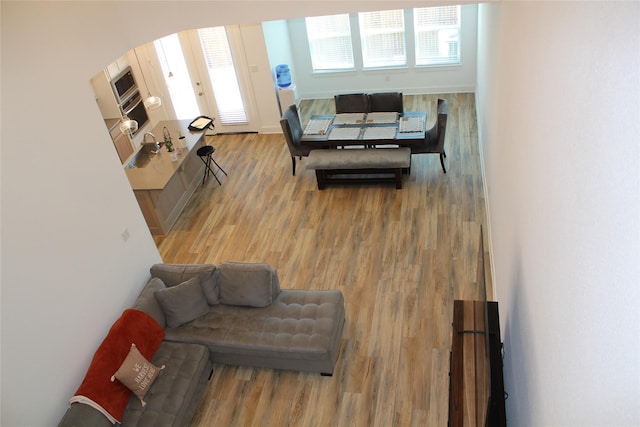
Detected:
[
  {"left": 132, "top": 277, "right": 167, "bottom": 328},
  {"left": 150, "top": 263, "right": 219, "bottom": 305},
  {"left": 216, "top": 262, "right": 277, "bottom": 307},
  {"left": 154, "top": 276, "right": 209, "bottom": 328}
]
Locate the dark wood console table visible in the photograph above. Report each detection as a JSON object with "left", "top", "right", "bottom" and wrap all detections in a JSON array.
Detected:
[{"left": 449, "top": 300, "right": 506, "bottom": 427}]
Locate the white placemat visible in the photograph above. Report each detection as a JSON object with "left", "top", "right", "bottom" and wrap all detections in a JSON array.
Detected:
[
  {"left": 362, "top": 126, "right": 397, "bottom": 140},
  {"left": 328, "top": 127, "right": 362, "bottom": 140},
  {"left": 304, "top": 118, "right": 331, "bottom": 135},
  {"left": 333, "top": 113, "right": 366, "bottom": 125},
  {"left": 399, "top": 116, "right": 425, "bottom": 133},
  {"left": 365, "top": 112, "right": 398, "bottom": 124}
]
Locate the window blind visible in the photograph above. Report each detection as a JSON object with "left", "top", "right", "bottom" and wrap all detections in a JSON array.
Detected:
[
  {"left": 197, "top": 27, "right": 247, "bottom": 124},
  {"left": 414, "top": 6, "right": 461, "bottom": 66},
  {"left": 305, "top": 14, "right": 354, "bottom": 71},
  {"left": 358, "top": 10, "right": 406, "bottom": 68}
]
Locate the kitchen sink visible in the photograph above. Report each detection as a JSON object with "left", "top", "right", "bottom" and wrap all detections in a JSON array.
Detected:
[{"left": 124, "top": 143, "right": 159, "bottom": 169}]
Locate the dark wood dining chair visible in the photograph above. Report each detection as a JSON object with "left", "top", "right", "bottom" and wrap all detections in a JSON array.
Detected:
[
  {"left": 410, "top": 98, "right": 449, "bottom": 173},
  {"left": 280, "top": 104, "right": 312, "bottom": 176},
  {"left": 334, "top": 93, "right": 369, "bottom": 114},
  {"left": 368, "top": 92, "right": 404, "bottom": 113}
]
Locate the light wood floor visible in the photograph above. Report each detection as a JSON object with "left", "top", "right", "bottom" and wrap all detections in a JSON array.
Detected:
[{"left": 154, "top": 93, "right": 491, "bottom": 426}]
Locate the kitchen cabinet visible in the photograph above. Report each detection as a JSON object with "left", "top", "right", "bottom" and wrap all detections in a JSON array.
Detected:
[
  {"left": 92, "top": 57, "right": 150, "bottom": 165},
  {"left": 106, "top": 54, "right": 130, "bottom": 81},
  {"left": 112, "top": 132, "right": 134, "bottom": 164},
  {"left": 134, "top": 191, "right": 163, "bottom": 235},
  {"left": 106, "top": 118, "right": 134, "bottom": 164},
  {"left": 91, "top": 70, "right": 120, "bottom": 119},
  {"left": 125, "top": 120, "right": 208, "bottom": 236}
]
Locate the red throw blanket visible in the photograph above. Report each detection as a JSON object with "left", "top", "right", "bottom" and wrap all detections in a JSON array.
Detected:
[{"left": 70, "top": 309, "right": 165, "bottom": 423}]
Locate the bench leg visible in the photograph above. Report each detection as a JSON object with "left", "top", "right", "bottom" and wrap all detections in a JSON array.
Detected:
[
  {"left": 395, "top": 169, "right": 403, "bottom": 189},
  {"left": 314, "top": 168, "right": 406, "bottom": 189},
  {"left": 315, "top": 170, "right": 327, "bottom": 190}
]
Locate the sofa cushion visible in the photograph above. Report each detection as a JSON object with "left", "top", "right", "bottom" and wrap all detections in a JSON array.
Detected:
[
  {"left": 150, "top": 263, "right": 219, "bottom": 305},
  {"left": 163, "top": 289, "right": 345, "bottom": 374},
  {"left": 69, "top": 309, "right": 165, "bottom": 424},
  {"left": 132, "top": 277, "right": 167, "bottom": 328},
  {"left": 216, "top": 262, "right": 279, "bottom": 307},
  {"left": 154, "top": 276, "right": 209, "bottom": 328},
  {"left": 121, "top": 342, "right": 212, "bottom": 427},
  {"left": 111, "top": 343, "right": 165, "bottom": 406}
]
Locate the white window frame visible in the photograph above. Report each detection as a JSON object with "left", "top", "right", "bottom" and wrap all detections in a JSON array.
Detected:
[
  {"left": 305, "top": 14, "right": 355, "bottom": 72},
  {"left": 305, "top": 6, "right": 462, "bottom": 73},
  {"left": 414, "top": 6, "right": 461, "bottom": 66},
  {"left": 358, "top": 9, "right": 406, "bottom": 69}
]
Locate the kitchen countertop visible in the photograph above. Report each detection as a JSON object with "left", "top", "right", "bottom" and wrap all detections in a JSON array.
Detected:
[{"left": 124, "top": 119, "right": 207, "bottom": 191}]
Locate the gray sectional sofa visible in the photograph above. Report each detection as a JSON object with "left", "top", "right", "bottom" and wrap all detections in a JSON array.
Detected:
[{"left": 58, "top": 262, "right": 345, "bottom": 427}]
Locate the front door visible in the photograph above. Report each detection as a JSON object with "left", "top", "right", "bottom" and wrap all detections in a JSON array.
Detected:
[{"left": 154, "top": 26, "right": 258, "bottom": 134}]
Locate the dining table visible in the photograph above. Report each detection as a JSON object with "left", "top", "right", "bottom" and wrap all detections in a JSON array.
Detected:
[{"left": 300, "top": 111, "right": 427, "bottom": 148}]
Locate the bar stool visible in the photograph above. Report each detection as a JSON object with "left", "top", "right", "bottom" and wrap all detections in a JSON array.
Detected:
[{"left": 196, "top": 145, "right": 227, "bottom": 185}]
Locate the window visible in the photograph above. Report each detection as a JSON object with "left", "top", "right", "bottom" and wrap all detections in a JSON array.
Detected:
[
  {"left": 154, "top": 34, "right": 200, "bottom": 120},
  {"left": 197, "top": 27, "right": 247, "bottom": 124},
  {"left": 305, "top": 6, "right": 461, "bottom": 72},
  {"left": 358, "top": 9, "right": 406, "bottom": 68},
  {"left": 414, "top": 6, "right": 461, "bottom": 66},
  {"left": 305, "top": 14, "right": 354, "bottom": 71}
]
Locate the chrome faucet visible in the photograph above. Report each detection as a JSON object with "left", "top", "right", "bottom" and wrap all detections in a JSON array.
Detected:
[
  {"left": 142, "top": 132, "right": 160, "bottom": 153},
  {"left": 143, "top": 132, "right": 157, "bottom": 144}
]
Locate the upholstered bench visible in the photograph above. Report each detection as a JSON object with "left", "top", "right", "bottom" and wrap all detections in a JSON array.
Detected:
[{"left": 307, "top": 147, "right": 411, "bottom": 189}]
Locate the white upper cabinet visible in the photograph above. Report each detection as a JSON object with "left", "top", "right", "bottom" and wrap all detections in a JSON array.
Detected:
[
  {"left": 106, "top": 54, "right": 130, "bottom": 81},
  {"left": 90, "top": 69, "right": 120, "bottom": 119}
]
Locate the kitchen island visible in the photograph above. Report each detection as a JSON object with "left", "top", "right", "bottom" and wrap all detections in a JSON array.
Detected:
[{"left": 124, "top": 119, "right": 209, "bottom": 236}]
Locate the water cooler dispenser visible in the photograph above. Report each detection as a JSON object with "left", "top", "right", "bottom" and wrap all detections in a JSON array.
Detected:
[
  {"left": 277, "top": 85, "right": 299, "bottom": 115},
  {"left": 275, "top": 64, "right": 299, "bottom": 118}
]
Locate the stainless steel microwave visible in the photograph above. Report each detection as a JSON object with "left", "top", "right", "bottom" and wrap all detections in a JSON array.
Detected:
[{"left": 111, "top": 66, "right": 137, "bottom": 104}]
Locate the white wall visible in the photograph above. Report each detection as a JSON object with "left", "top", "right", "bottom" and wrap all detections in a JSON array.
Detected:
[
  {"left": 262, "top": 20, "right": 298, "bottom": 118},
  {"left": 476, "top": 2, "right": 640, "bottom": 425},
  {"left": 237, "top": 23, "right": 284, "bottom": 134},
  {"left": 288, "top": 4, "right": 478, "bottom": 99},
  {"left": 0, "top": 3, "right": 164, "bottom": 425},
  {"left": 0, "top": 1, "right": 453, "bottom": 425},
  {"left": 262, "top": 20, "right": 296, "bottom": 86}
]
